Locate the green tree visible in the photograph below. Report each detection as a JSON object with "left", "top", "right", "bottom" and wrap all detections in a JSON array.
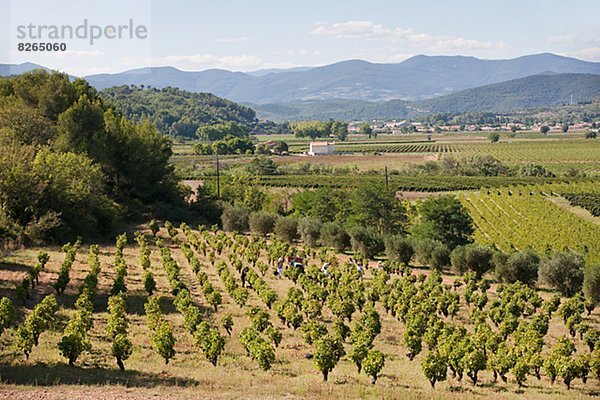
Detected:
[
  {"left": 248, "top": 212, "right": 276, "bottom": 237},
  {"left": 274, "top": 217, "right": 298, "bottom": 243},
  {"left": 359, "top": 123, "right": 373, "bottom": 138},
  {"left": 413, "top": 195, "right": 473, "bottom": 249},
  {"left": 320, "top": 222, "right": 350, "bottom": 251},
  {"left": 348, "top": 227, "right": 384, "bottom": 259},
  {"left": 583, "top": 264, "right": 600, "bottom": 306},
  {"left": 385, "top": 235, "right": 415, "bottom": 266},
  {"left": 221, "top": 206, "right": 249, "bottom": 232},
  {"left": 297, "top": 217, "right": 322, "bottom": 247},
  {"left": 331, "top": 121, "right": 349, "bottom": 141},
  {"left": 348, "top": 182, "right": 407, "bottom": 235},
  {"left": 539, "top": 251, "right": 585, "bottom": 296},
  {"left": 495, "top": 249, "right": 540, "bottom": 286}
]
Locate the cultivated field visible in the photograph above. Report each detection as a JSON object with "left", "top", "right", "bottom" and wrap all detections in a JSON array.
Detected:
[{"left": 0, "top": 225, "right": 599, "bottom": 399}]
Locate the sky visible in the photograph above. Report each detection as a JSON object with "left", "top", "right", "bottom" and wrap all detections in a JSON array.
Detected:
[{"left": 1, "top": 0, "right": 599, "bottom": 76}]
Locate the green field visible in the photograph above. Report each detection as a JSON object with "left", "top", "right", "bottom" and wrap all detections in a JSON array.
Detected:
[{"left": 460, "top": 183, "right": 600, "bottom": 265}]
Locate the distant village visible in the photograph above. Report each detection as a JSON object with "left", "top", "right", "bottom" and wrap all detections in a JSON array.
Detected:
[{"left": 348, "top": 121, "right": 598, "bottom": 135}]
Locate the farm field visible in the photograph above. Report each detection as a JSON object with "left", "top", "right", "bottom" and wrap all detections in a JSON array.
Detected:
[
  {"left": 460, "top": 182, "right": 600, "bottom": 265},
  {"left": 173, "top": 134, "right": 600, "bottom": 179},
  {"left": 0, "top": 225, "right": 599, "bottom": 400}
]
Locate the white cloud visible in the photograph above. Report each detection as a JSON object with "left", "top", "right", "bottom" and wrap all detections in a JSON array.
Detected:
[
  {"left": 149, "top": 53, "right": 262, "bottom": 70},
  {"left": 283, "top": 49, "right": 320, "bottom": 56},
  {"left": 565, "top": 47, "right": 600, "bottom": 61},
  {"left": 427, "top": 38, "right": 508, "bottom": 52},
  {"left": 216, "top": 36, "right": 250, "bottom": 43},
  {"left": 548, "top": 35, "right": 600, "bottom": 45},
  {"left": 310, "top": 20, "right": 408, "bottom": 39},
  {"left": 217, "top": 55, "right": 262, "bottom": 68},
  {"left": 310, "top": 20, "right": 508, "bottom": 53},
  {"left": 45, "top": 50, "right": 106, "bottom": 59}
]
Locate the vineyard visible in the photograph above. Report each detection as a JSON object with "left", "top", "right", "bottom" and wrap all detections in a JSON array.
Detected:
[
  {"left": 0, "top": 224, "right": 599, "bottom": 399},
  {"left": 460, "top": 183, "right": 600, "bottom": 265},
  {"left": 563, "top": 194, "right": 600, "bottom": 217},
  {"left": 283, "top": 138, "right": 600, "bottom": 176},
  {"left": 204, "top": 174, "right": 599, "bottom": 193}
]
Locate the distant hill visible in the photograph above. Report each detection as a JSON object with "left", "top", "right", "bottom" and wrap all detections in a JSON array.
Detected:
[
  {"left": 0, "top": 62, "right": 48, "bottom": 76},
  {"left": 83, "top": 53, "right": 600, "bottom": 104},
  {"left": 252, "top": 73, "right": 600, "bottom": 121},
  {"left": 100, "top": 85, "right": 256, "bottom": 138},
  {"left": 249, "top": 99, "right": 410, "bottom": 121},
  {"left": 418, "top": 73, "right": 600, "bottom": 114}
]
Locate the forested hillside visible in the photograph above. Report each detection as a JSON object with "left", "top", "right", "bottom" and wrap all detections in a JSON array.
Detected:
[
  {"left": 419, "top": 73, "right": 600, "bottom": 114},
  {"left": 100, "top": 86, "right": 257, "bottom": 139},
  {"left": 0, "top": 70, "right": 201, "bottom": 248}
]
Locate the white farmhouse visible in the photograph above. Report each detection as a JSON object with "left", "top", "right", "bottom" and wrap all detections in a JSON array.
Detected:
[{"left": 308, "top": 141, "right": 335, "bottom": 155}]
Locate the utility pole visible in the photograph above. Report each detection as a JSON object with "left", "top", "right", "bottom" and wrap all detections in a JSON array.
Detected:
[
  {"left": 216, "top": 153, "right": 221, "bottom": 199},
  {"left": 384, "top": 165, "right": 389, "bottom": 191}
]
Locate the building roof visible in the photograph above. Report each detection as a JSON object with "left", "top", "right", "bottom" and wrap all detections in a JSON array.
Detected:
[{"left": 310, "top": 141, "right": 334, "bottom": 146}]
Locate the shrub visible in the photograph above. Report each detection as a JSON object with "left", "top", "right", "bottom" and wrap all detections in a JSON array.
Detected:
[
  {"left": 111, "top": 333, "right": 133, "bottom": 371},
  {"left": 495, "top": 249, "right": 540, "bottom": 286},
  {"left": 430, "top": 243, "right": 451, "bottom": 271},
  {"left": 194, "top": 322, "right": 225, "bottom": 366},
  {"left": 142, "top": 270, "right": 156, "bottom": 295},
  {"left": 221, "top": 206, "right": 249, "bottom": 232},
  {"left": 385, "top": 235, "right": 414, "bottom": 266},
  {"left": 539, "top": 251, "right": 584, "bottom": 296},
  {"left": 249, "top": 212, "right": 276, "bottom": 237},
  {"left": 451, "top": 246, "right": 468, "bottom": 275},
  {"left": 414, "top": 239, "right": 450, "bottom": 271},
  {"left": 149, "top": 219, "right": 159, "bottom": 236},
  {"left": 150, "top": 320, "right": 176, "bottom": 364},
  {"left": 363, "top": 349, "right": 385, "bottom": 384},
  {"left": 58, "top": 330, "right": 90, "bottom": 366},
  {"left": 0, "top": 297, "right": 15, "bottom": 336},
  {"left": 221, "top": 313, "right": 234, "bottom": 335},
  {"left": 583, "top": 264, "right": 600, "bottom": 306},
  {"left": 348, "top": 227, "right": 384, "bottom": 259},
  {"left": 422, "top": 350, "right": 447, "bottom": 388},
  {"left": 320, "top": 222, "right": 350, "bottom": 251},
  {"left": 314, "top": 335, "right": 345, "bottom": 382},
  {"left": 464, "top": 245, "right": 494, "bottom": 279},
  {"left": 274, "top": 217, "right": 298, "bottom": 243},
  {"left": 297, "top": 217, "right": 322, "bottom": 247}
]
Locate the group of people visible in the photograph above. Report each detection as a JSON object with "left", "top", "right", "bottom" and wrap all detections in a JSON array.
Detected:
[{"left": 270, "top": 255, "right": 385, "bottom": 281}]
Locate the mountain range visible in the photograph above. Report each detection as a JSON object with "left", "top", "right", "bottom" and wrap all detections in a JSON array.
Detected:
[
  {"left": 1, "top": 53, "right": 600, "bottom": 121},
  {"left": 77, "top": 53, "right": 600, "bottom": 104}
]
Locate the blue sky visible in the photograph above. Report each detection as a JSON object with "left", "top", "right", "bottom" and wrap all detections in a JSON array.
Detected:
[{"left": 1, "top": 0, "right": 599, "bottom": 75}]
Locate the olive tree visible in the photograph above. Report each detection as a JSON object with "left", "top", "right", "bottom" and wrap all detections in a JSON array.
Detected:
[{"left": 539, "top": 251, "right": 584, "bottom": 296}]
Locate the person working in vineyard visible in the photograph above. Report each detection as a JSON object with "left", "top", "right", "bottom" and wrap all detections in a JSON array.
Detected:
[
  {"left": 276, "top": 257, "right": 284, "bottom": 279},
  {"left": 240, "top": 266, "right": 249, "bottom": 287},
  {"left": 321, "top": 262, "right": 331, "bottom": 278}
]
